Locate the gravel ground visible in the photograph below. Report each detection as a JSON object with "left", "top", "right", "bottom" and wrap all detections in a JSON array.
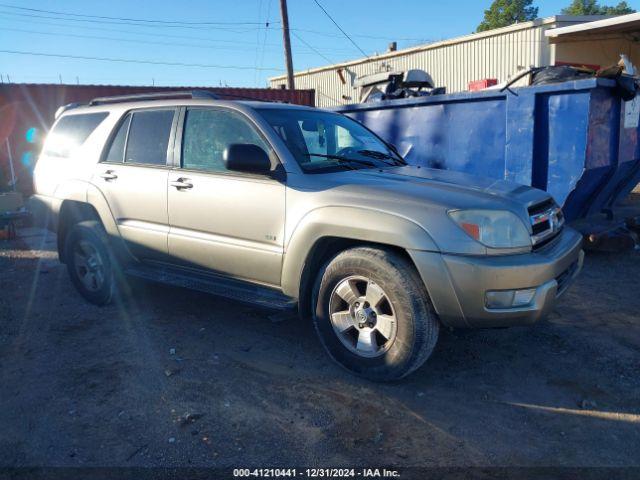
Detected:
[{"left": 0, "top": 227, "right": 639, "bottom": 472}]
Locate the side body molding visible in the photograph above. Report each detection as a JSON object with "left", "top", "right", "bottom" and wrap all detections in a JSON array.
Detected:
[{"left": 280, "top": 206, "right": 439, "bottom": 298}]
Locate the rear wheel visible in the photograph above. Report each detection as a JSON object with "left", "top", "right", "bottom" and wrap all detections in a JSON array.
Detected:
[
  {"left": 312, "top": 247, "right": 439, "bottom": 381},
  {"left": 64, "top": 220, "right": 115, "bottom": 305}
]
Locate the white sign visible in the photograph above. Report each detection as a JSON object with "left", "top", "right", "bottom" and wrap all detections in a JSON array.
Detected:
[{"left": 624, "top": 96, "right": 640, "bottom": 129}]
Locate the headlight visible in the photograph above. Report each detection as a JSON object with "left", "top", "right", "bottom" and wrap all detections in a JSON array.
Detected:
[{"left": 448, "top": 209, "right": 531, "bottom": 248}]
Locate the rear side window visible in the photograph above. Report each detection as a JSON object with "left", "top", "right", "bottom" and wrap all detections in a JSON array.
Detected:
[
  {"left": 43, "top": 112, "right": 109, "bottom": 158},
  {"left": 124, "top": 109, "right": 174, "bottom": 166},
  {"left": 104, "top": 115, "right": 131, "bottom": 163}
]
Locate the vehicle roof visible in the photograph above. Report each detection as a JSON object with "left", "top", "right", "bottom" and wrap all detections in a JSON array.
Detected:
[{"left": 62, "top": 98, "right": 319, "bottom": 116}]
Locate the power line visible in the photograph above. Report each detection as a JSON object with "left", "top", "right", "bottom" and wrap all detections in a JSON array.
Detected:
[
  {"left": 0, "top": 14, "right": 246, "bottom": 44},
  {"left": 0, "top": 2, "right": 280, "bottom": 26},
  {"left": 0, "top": 9, "right": 263, "bottom": 32},
  {"left": 0, "top": 26, "right": 266, "bottom": 52},
  {"left": 312, "top": 0, "right": 368, "bottom": 57},
  {"left": 1, "top": 73, "right": 263, "bottom": 87},
  {"left": 253, "top": 0, "right": 265, "bottom": 85},
  {"left": 0, "top": 49, "right": 284, "bottom": 71},
  {"left": 0, "top": 15, "right": 360, "bottom": 54},
  {"left": 0, "top": 14, "right": 339, "bottom": 51},
  {"left": 255, "top": 0, "right": 275, "bottom": 86},
  {"left": 258, "top": 0, "right": 274, "bottom": 75},
  {"left": 0, "top": 25, "right": 340, "bottom": 56},
  {"left": 0, "top": 8, "right": 426, "bottom": 45},
  {"left": 292, "top": 31, "right": 335, "bottom": 65},
  {"left": 0, "top": 3, "right": 429, "bottom": 42},
  {"left": 292, "top": 26, "right": 430, "bottom": 43}
]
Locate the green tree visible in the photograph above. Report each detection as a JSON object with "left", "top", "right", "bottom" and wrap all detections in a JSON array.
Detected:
[
  {"left": 562, "top": 0, "right": 635, "bottom": 15},
  {"left": 562, "top": 0, "right": 602, "bottom": 14},
  {"left": 477, "top": 0, "right": 539, "bottom": 32},
  {"left": 600, "top": 1, "right": 635, "bottom": 14}
]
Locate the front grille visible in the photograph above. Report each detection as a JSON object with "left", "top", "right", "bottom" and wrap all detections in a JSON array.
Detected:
[
  {"left": 528, "top": 199, "right": 564, "bottom": 250},
  {"left": 528, "top": 198, "right": 555, "bottom": 216},
  {"left": 532, "top": 220, "right": 550, "bottom": 235}
]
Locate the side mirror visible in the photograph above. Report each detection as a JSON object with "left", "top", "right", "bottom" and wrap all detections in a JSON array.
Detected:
[{"left": 223, "top": 144, "right": 271, "bottom": 174}]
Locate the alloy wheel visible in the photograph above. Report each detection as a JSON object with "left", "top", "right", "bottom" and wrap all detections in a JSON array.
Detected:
[
  {"left": 328, "top": 275, "right": 398, "bottom": 358},
  {"left": 73, "top": 240, "right": 106, "bottom": 292}
]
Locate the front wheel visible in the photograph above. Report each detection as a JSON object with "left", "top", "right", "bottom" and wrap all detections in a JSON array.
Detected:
[{"left": 312, "top": 247, "right": 439, "bottom": 381}]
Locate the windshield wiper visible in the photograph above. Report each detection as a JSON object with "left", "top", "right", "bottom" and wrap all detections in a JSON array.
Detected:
[
  {"left": 356, "top": 149, "right": 407, "bottom": 166},
  {"left": 303, "top": 153, "right": 377, "bottom": 169}
]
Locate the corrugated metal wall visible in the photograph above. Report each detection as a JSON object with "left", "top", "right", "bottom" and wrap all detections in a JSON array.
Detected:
[
  {"left": 270, "top": 17, "right": 590, "bottom": 107},
  {"left": 0, "top": 84, "right": 314, "bottom": 195}
]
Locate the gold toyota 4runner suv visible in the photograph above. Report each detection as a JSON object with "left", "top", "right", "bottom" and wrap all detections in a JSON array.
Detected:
[{"left": 30, "top": 91, "right": 584, "bottom": 381}]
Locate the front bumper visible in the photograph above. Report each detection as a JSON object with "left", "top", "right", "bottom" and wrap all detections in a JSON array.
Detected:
[{"left": 409, "top": 227, "right": 584, "bottom": 328}]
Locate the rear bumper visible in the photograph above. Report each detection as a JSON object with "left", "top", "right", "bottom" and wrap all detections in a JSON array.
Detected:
[{"left": 409, "top": 227, "right": 584, "bottom": 328}]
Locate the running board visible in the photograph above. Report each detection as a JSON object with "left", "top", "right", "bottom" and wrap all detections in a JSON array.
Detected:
[{"left": 124, "top": 264, "right": 298, "bottom": 311}]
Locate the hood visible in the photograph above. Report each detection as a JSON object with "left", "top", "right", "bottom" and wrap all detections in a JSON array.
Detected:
[
  {"left": 377, "top": 166, "right": 527, "bottom": 195},
  {"left": 329, "top": 165, "right": 551, "bottom": 212}
]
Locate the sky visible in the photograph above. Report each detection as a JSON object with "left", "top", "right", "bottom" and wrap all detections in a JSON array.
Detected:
[{"left": 0, "top": 0, "right": 638, "bottom": 88}]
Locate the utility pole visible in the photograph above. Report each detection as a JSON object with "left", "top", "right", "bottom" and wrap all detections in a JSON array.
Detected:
[{"left": 279, "top": 0, "right": 295, "bottom": 89}]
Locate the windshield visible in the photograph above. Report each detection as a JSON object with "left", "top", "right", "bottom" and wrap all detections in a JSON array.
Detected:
[{"left": 258, "top": 108, "right": 405, "bottom": 173}]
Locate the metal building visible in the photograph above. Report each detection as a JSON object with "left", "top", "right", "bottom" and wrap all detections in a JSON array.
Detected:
[
  {"left": 269, "top": 15, "right": 626, "bottom": 107},
  {"left": 546, "top": 13, "right": 640, "bottom": 68}
]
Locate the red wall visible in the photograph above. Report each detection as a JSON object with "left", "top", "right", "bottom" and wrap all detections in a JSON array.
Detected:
[{"left": 0, "top": 84, "right": 315, "bottom": 195}]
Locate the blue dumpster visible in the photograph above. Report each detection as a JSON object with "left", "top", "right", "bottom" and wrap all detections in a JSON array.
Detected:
[{"left": 334, "top": 78, "right": 640, "bottom": 222}]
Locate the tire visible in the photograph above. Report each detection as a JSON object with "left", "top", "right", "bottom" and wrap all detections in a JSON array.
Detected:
[
  {"left": 64, "top": 220, "right": 115, "bottom": 306},
  {"left": 312, "top": 247, "right": 439, "bottom": 381}
]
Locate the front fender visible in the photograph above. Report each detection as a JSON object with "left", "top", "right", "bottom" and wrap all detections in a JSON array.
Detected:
[{"left": 280, "top": 206, "right": 439, "bottom": 297}]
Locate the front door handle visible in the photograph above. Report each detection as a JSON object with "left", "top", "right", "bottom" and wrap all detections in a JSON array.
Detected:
[
  {"left": 99, "top": 171, "right": 118, "bottom": 181},
  {"left": 170, "top": 178, "right": 193, "bottom": 190}
]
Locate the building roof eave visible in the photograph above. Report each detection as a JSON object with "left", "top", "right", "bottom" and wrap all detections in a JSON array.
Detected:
[{"left": 269, "top": 15, "right": 607, "bottom": 82}]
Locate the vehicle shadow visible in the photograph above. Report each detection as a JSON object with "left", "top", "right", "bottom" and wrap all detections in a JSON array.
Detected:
[{"left": 1, "top": 240, "right": 639, "bottom": 468}]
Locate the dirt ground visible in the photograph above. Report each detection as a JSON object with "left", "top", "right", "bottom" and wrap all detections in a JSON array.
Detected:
[{"left": 0, "top": 226, "right": 638, "bottom": 472}]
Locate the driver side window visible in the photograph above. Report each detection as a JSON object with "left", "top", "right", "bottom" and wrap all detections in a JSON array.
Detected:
[
  {"left": 335, "top": 125, "right": 361, "bottom": 151},
  {"left": 299, "top": 120, "right": 328, "bottom": 158},
  {"left": 182, "top": 108, "right": 270, "bottom": 172},
  {"left": 296, "top": 121, "right": 364, "bottom": 164}
]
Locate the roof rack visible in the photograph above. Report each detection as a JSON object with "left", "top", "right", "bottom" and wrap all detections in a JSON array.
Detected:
[
  {"left": 88, "top": 89, "right": 219, "bottom": 106},
  {"left": 54, "top": 102, "right": 85, "bottom": 119}
]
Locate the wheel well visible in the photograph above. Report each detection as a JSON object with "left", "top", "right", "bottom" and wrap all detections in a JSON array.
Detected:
[
  {"left": 297, "top": 237, "right": 415, "bottom": 319},
  {"left": 57, "top": 201, "right": 102, "bottom": 263}
]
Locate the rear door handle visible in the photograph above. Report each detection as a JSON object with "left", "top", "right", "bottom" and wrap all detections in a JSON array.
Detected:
[
  {"left": 170, "top": 178, "right": 193, "bottom": 190},
  {"left": 99, "top": 171, "right": 118, "bottom": 181}
]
